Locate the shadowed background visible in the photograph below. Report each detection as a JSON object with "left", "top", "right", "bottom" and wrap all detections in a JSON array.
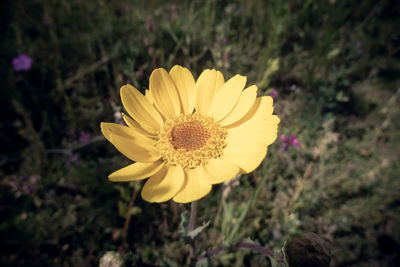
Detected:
[{"left": 1, "top": 0, "right": 400, "bottom": 266}]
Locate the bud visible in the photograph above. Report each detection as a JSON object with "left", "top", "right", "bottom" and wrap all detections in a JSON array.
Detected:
[{"left": 284, "top": 232, "right": 331, "bottom": 267}]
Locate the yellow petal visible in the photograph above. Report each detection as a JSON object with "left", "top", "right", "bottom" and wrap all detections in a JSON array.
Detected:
[
  {"left": 207, "top": 74, "right": 247, "bottom": 121},
  {"left": 215, "top": 70, "right": 225, "bottom": 92},
  {"left": 169, "top": 65, "right": 196, "bottom": 114},
  {"left": 195, "top": 69, "right": 217, "bottom": 115},
  {"left": 141, "top": 165, "right": 185, "bottom": 203},
  {"left": 222, "top": 142, "right": 268, "bottom": 173},
  {"left": 226, "top": 96, "right": 275, "bottom": 129},
  {"left": 109, "top": 134, "right": 160, "bottom": 163},
  {"left": 145, "top": 89, "right": 154, "bottom": 104},
  {"left": 101, "top": 122, "right": 133, "bottom": 142},
  {"left": 122, "top": 113, "right": 157, "bottom": 137},
  {"left": 173, "top": 167, "right": 212, "bottom": 203},
  {"left": 225, "top": 96, "right": 280, "bottom": 146},
  {"left": 226, "top": 116, "right": 279, "bottom": 146},
  {"left": 203, "top": 158, "right": 240, "bottom": 184},
  {"left": 219, "top": 85, "right": 258, "bottom": 126},
  {"left": 109, "top": 161, "right": 165, "bottom": 182},
  {"left": 101, "top": 122, "right": 154, "bottom": 143},
  {"left": 120, "top": 84, "right": 163, "bottom": 130},
  {"left": 149, "top": 68, "right": 181, "bottom": 119}
]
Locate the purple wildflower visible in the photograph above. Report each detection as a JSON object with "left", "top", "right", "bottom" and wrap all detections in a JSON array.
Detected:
[
  {"left": 22, "top": 175, "right": 41, "bottom": 194},
  {"left": 12, "top": 54, "right": 33, "bottom": 71},
  {"left": 143, "top": 37, "right": 150, "bottom": 47},
  {"left": 280, "top": 134, "right": 300, "bottom": 152},
  {"left": 114, "top": 111, "right": 122, "bottom": 121},
  {"left": 146, "top": 16, "right": 153, "bottom": 33},
  {"left": 79, "top": 131, "right": 91, "bottom": 144},
  {"left": 2, "top": 174, "right": 41, "bottom": 197},
  {"left": 66, "top": 153, "right": 80, "bottom": 167},
  {"left": 170, "top": 4, "right": 178, "bottom": 20},
  {"left": 148, "top": 47, "right": 154, "bottom": 57},
  {"left": 290, "top": 134, "right": 300, "bottom": 147},
  {"left": 114, "top": 111, "right": 126, "bottom": 125},
  {"left": 223, "top": 50, "right": 230, "bottom": 65},
  {"left": 222, "top": 37, "right": 228, "bottom": 45},
  {"left": 225, "top": 3, "right": 237, "bottom": 13},
  {"left": 269, "top": 89, "right": 279, "bottom": 99},
  {"left": 290, "top": 84, "right": 301, "bottom": 92},
  {"left": 280, "top": 135, "right": 288, "bottom": 142}
]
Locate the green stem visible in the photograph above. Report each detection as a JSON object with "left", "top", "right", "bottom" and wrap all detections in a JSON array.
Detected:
[
  {"left": 189, "top": 201, "right": 198, "bottom": 232},
  {"left": 189, "top": 201, "right": 198, "bottom": 262},
  {"left": 225, "top": 173, "right": 268, "bottom": 244}
]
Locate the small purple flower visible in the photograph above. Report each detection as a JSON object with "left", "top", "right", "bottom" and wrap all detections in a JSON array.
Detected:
[
  {"left": 223, "top": 50, "right": 230, "bottom": 64},
  {"left": 170, "top": 4, "right": 178, "bottom": 20},
  {"left": 12, "top": 54, "right": 33, "bottom": 71},
  {"left": 22, "top": 175, "right": 41, "bottom": 194},
  {"left": 143, "top": 37, "right": 150, "bottom": 47},
  {"left": 290, "top": 84, "right": 301, "bottom": 92},
  {"left": 269, "top": 89, "right": 279, "bottom": 99},
  {"left": 2, "top": 174, "right": 41, "bottom": 196},
  {"left": 114, "top": 112, "right": 127, "bottom": 125},
  {"left": 171, "top": 11, "right": 178, "bottom": 20},
  {"left": 79, "top": 131, "right": 91, "bottom": 144},
  {"left": 290, "top": 134, "right": 300, "bottom": 147},
  {"left": 222, "top": 37, "right": 228, "bottom": 45},
  {"left": 280, "top": 134, "right": 300, "bottom": 152},
  {"left": 148, "top": 47, "right": 154, "bottom": 57},
  {"left": 280, "top": 135, "right": 288, "bottom": 143},
  {"left": 114, "top": 111, "right": 122, "bottom": 120},
  {"left": 66, "top": 153, "right": 80, "bottom": 167},
  {"left": 146, "top": 16, "right": 153, "bottom": 33},
  {"left": 225, "top": 3, "right": 238, "bottom": 13}
]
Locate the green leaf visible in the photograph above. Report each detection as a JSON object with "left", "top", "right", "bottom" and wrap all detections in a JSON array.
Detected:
[
  {"left": 327, "top": 47, "right": 340, "bottom": 59},
  {"left": 118, "top": 201, "right": 127, "bottom": 218},
  {"left": 179, "top": 210, "right": 210, "bottom": 243},
  {"left": 187, "top": 221, "right": 211, "bottom": 240},
  {"left": 241, "top": 237, "right": 259, "bottom": 245},
  {"left": 257, "top": 58, "right": 280, "bottom": 89},
  {"left": 129, "top": 206, "right": 142, "bottom": 215},
  {"left": 118, "top": 186, "right": 131, "bottom": 202},
  {"left": 179, "top": 210, "right": 190, "bottom": 236},
  {"left": 195, "top": 257, "right": 212, "bottom": 267}
]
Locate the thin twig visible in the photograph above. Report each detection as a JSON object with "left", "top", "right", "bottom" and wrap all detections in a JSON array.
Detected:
[
  {"left": 63, "top": 42, "right": 121, "bottom": 87},
  {"left": 46, "top": 136, "right": 106, "bottom": 155},
  {"left": 236, "top": 242, "right": 274, "bottom": 257},
  {"left": 196, "top": 241, "right": 274, "bottom": 262},
  {"left": 119, "top": 187, "right": 138, "bottom": 255}
]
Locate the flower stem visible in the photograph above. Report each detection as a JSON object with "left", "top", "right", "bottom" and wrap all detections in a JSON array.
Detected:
[
  {"left": 188, "top": 201, "right": 198, "bottom": 262},
  {"left": 226, "top": 172, "right": 268, "bottom": 244},
  {"left": 189, "top": 201, "right": 198, "bottom": 231}
]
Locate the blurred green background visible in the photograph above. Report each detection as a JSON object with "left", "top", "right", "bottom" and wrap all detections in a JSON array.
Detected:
[{"left": 1, "top": 0, "right": 400, "bottom": 266}]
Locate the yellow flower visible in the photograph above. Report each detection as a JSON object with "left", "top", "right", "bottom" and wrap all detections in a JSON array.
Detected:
[{"left": 101, "top": 65, "right": 280, "bottom": 203}]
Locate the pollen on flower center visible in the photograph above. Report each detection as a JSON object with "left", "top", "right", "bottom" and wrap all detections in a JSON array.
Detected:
[
  {"left": 171, "top": 121, "right": 210, "bottom": 151},
  {"left": 155, "top": 114, "right": 226, "bottom": 169}
]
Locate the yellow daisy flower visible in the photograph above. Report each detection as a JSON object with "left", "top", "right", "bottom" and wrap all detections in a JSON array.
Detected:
[{"left": 101, "top": 65, "right": 280, "bottom": 203}]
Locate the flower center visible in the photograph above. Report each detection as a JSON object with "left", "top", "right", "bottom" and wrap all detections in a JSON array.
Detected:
[
  {"left": 155, "top": 114, "right": 226, "bottom": 169},
  {"left": 170, "top": 121, "right": 210, "bottom": 151}
]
